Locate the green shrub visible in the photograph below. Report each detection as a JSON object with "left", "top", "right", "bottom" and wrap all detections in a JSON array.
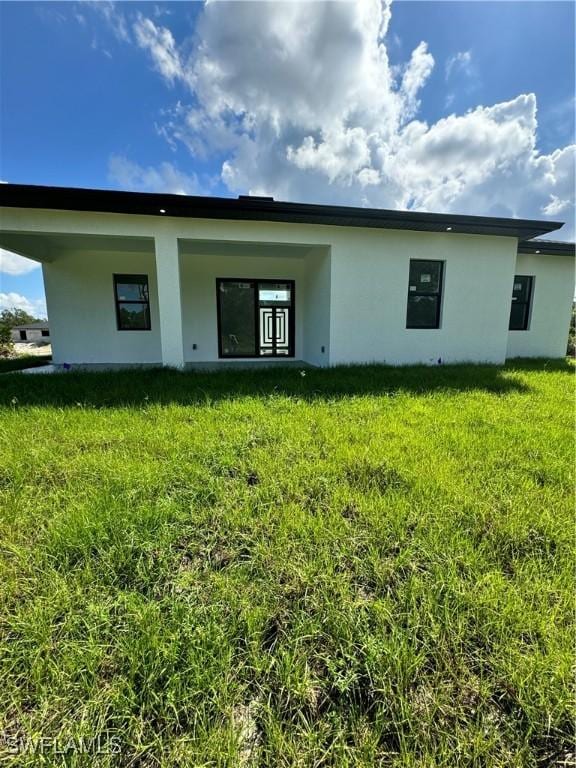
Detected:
[{"left": 0, "top": 322, "right": 13, "bottom": 358}]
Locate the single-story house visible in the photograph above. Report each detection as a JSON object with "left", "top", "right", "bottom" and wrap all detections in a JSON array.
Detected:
[
  {"left": 10, "top": 321, "right": 50, "bottom": 343},
  {"left": 0, "top": 183, "right": 574, "bottom": 369}
]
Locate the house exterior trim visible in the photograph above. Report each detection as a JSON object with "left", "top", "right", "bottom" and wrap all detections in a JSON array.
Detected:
[{"left": 0, "top": 183, "right": 564, "bottom": 241}]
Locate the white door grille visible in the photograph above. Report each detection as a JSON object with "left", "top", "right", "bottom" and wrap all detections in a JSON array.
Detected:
[{"left": 259, "top": 307, "right": 290, "bottom": 355}]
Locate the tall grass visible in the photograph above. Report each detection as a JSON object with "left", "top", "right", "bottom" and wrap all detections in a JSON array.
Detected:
[{"left": 0, "top": 360, "right": 573, "bottom": 766}]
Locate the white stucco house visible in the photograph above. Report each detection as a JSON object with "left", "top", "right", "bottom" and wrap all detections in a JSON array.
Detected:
[{"left": 0, "top": 184, "right": 574, "bottom": 369}]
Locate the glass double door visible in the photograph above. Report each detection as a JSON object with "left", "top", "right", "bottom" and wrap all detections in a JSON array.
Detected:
[{"left": 217, "top": 279, "right": 294, "bottom": 358}]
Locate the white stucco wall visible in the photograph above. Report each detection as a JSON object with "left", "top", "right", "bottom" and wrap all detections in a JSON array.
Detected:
[
  {"left": 42, "top": 250, "right": 161, "bottom": 365},
  {"left": 303, "top": 248, "right": 331, "bottom": 367},
  {"left": 328, "top": 230, "right": 518, "bottom": 365},
  {"left": 506, "top": 253, "right": 574, "bottom": 359},
  {"left": 2, "top": 206, "right": 572, "bottom": 367}
]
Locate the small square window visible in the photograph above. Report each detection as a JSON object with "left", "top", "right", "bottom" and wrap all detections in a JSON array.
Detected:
[{"left": 114, "top": 275, "right": 151, "bottom": 331}]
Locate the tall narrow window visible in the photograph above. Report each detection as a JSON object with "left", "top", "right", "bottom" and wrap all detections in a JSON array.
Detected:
[
  {"left": 218, "top": 281, "right": 257, "bottom": 356},
  {"left": 406, "top": 260, "right": 443, "bottom": 329},
  {"left": 258, "top": 283, "right": 292, "bottom": 356},
  {"left": 114, "top": 274, "right": 151, "bottom": 330},
  {"left": 509, "top": 275, "right": 533, "bottom": 331}
]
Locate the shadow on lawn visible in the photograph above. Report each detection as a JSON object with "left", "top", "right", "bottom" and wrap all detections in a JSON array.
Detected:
[{"left": 0, "top": 359, "right": 571, "bottom": 409}]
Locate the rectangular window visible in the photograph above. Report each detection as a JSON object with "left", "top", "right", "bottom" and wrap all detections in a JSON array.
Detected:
[
  {"left": 217, "top": 279, "right": 295, "bottom": 358},
  {"left": 41, "top": 329, "right": 49, "bottom": 337},
  {"left": 406, "top": 260, "right": 443, "bottom": 329},
  {"left": 19, "top": 330, "right": 27, "bottom": 341},
  {"left": 218, "top": 281, "right": 257, "bottom": 356},
  {"left": 509, "top": 275, "right": 533, "bottom": 331},
  {"left": 114, "top": 274, "right": 151, "bottom": 331}
]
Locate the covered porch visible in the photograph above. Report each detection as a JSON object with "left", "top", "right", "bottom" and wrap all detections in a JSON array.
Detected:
[
  {"left": 179, "top": 238, "right": 330, "bottom": 367},
  {"left": 0, "top": 226, "right": 331, "bottom": 369}
]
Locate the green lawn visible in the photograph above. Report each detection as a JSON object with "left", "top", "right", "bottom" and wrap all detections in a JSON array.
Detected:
[
  {"left": 0, "top": 354, "right": 52, "bottom": 374},
  {"left": 0, "top": 361, "right": 573, "bottom": 767}
]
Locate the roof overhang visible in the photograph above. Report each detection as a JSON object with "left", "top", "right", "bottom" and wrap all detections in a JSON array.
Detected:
[
  {"left": 0, "top": 183, "right": 565, "bottom": 241},
  {"left": 518, "top": 240, "right": 575, "bottom": 257}
]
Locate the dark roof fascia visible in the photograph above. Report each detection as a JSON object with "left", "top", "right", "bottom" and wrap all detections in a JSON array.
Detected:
[
  {"left": 517, "top": 240, "right": 575, "bottom": 257},
  {"left": 0, "top": 183, "right": 564, "bottom": 241}
]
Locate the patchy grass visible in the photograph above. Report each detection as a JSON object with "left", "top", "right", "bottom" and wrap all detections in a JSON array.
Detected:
[
  {"left": 0, "top": 360, "right": 573, "bottom": 767},
  {"left": 0, "top": 354, "right": 51, "bottom": 373}
]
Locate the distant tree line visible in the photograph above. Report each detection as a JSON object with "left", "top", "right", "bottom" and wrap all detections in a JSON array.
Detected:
[{"left": 1, "top": 308, "right": 44, "bottom": 328}]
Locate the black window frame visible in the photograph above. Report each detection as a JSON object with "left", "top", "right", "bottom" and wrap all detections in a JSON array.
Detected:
[
  {"left": 406, "top": 259, "right": 444, "bottom": 329},
  {"left": 509, "top": 275, "right": 534, "bottom": 331},
  {"left": 41, "top": 329, "right": 49, "bottom": 338},
  {"left": 19, "top": 330, "right": 27, "bottom": 341},
  {"left": 113, "top": 274, "right": 151, "bottom": 331},
  {"left": 216, "top": 278, "right": 295, "bottom": 359}
]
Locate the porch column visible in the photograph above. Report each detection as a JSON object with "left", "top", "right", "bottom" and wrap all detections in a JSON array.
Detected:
[{"left": 154, "top": 232, "right": 185, "bottom": 368}]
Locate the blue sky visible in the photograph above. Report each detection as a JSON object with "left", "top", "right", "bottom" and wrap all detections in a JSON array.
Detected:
[{"left": 1, "top": 1, "right": 574, "bottom": 318}]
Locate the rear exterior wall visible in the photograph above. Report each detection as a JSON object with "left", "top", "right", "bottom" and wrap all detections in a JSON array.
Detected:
[
  {"left": 32, "top": 210, "right": 573, "bottom": 367},
  {"left": 328, "top": 230, "right": 518, "bottom": 365},
  {"left": 506, "top": 253, "right": 574, "bottom": 359},
  {"left": 43, "top": 250, "right": 161, "bottom": 365}
]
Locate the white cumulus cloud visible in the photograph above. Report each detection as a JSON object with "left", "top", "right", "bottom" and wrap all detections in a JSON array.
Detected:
[
  {"left": 0, "top": 292, "right": 47, "bottom": 318},
  {"left": 133, "top": 14, "right": 183, "bottom": 84},
  {"left": 542, "top": 195, "right": 572, "bottom": 216},
  {"left": 86, "top": 0, "right": 129, "bottom": 42},
  {"left": 0, "top": 249, "right": 41, "bottom": 276},
  {"left": 99, "top": 0, "right": 574, "bottom": 238},
  {"left": 445, "top": 50, "right": 473, "bottom": 80},
  {"left": 108, "top": 155, "right": 200, "bottom": 195}
]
